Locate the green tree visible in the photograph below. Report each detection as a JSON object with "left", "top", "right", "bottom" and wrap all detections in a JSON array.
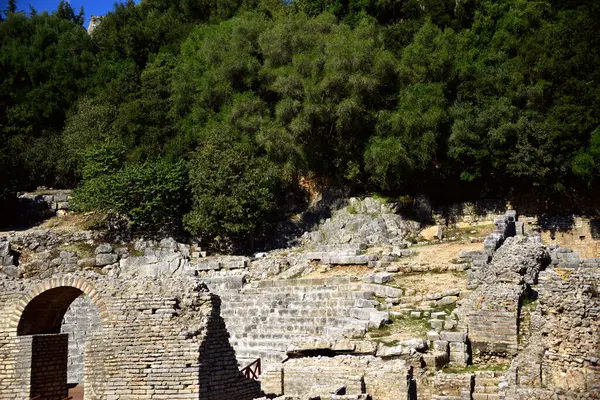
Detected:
[
  {"left": 73, "top": 158, "right": 188, "bottom": 230},
  {"left": 56, "top": 1, "right": 84, "bottom": 25},
  {"left": 184, "top": 130, "right": 281, "bottom": 246},
  {"left": 0, "top": 11, "right": 96, "bottom": 190}
]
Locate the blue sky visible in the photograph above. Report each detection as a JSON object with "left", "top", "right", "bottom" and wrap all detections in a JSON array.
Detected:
[{"left": 12, "top": 0, "right": 140, "bottom": 26}]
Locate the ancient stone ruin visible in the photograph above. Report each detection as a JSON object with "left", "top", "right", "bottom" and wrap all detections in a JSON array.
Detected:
[{"left": 0, "top": 197, "right": 598, "bottom": 399}]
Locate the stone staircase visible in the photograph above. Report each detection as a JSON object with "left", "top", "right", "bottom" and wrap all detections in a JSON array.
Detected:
[
  {"left": 209, "top": 277, "right": 385, "bottom": 369},
  {"left": 472, "top": 371, "right": 501, "bottom": 400}
]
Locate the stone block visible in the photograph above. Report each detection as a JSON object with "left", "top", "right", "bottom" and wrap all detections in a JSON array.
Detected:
[
  {"left": 423, "top": 351, "right": 449, "bottom": 370},
  {"left": 431, "top": 312, "right": 447, "bottom": 320},
  {"left": 96, "top": 253, "right": 118, "bottom": 267},
  {"left": 95, "top": 243, "right": 113, "bottom": 254},
  {"left": 437, "top": 296, "right": 458, "bottom": 306},
  {"left": 372, "top": 272, "right": 393, "bottom": 284},
  {"left": 440, "top": 331, "right": 467, "bottom": 343},
  {"left": 1, "top": 265, "right": 19, "bottom": 277},
  {"left": 434, "top": 340, "right": 449, "bottom": 353}
]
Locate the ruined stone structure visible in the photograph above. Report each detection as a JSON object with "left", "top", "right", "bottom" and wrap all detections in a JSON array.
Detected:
[
  {"left": 0, "top": 274, "right": 260, "bottom": 399},
  {"left": 0, "top": 197, "right": 598, "bottom": 400}
]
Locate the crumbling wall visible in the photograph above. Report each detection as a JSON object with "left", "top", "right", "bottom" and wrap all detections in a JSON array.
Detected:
[
  {"left": 17, "top": 191, "right": 71, "bottom": 221},
  {"left": 537, "top": 268, "right": 600, "bottom": 393},
  {"left": 274, "top": 355, "right": 411, "bottom": 400},
  {"left": 462, "top": 235, "right": 550, "bottom": 360},
  {"left": 0, "top": 274, "right": 261, "bottom": 400},
  {"left": 61, "top": 294, "right": 101, "bottom": 384}
]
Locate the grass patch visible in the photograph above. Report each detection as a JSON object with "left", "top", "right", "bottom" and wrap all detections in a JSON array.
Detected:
[
  {"left": 406, "top": 236, "right": 419, "bottom": 245},
  {"left": 372, "top": 193, "right": 394, "bottom": 204},
  {"left": 521, "top": 297, "right": 537, "bottom": 310},
  {"left": 443, "top": 223, "right": 495, "bottom": 242},
  {"left": 442, "top": 363, "right": 509, "bottom": 374},
  {"left": 367, "top": 313, "right": 430, "bottom": 342},
  {"left": 60, "top": 242, "right": 95, "bottom": 258}
]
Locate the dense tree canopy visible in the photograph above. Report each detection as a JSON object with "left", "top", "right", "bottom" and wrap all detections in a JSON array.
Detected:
[{"left": 1, "top": 0, "right": 599, "bottom": 244}]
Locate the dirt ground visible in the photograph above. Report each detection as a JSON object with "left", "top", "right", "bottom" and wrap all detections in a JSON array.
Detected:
[{"left": 0, "top": 212, "right": 103, "bottom": 234}]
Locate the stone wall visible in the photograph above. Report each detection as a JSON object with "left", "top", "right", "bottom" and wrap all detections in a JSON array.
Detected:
[
  {"left": 61, "top": 294, "right": 102, "bottom": 384},
  {"left": 433, "top": 199, "right": 506, "bottom": 226},
  {"left": 18, "top": 190, "right": 71, "bottom": 221},
  {"left": 0, "top": 274, "right": 261, "bottom": 400},
  {"left": 538, "top": 216, "right": 600, "bottom": 258},
  {"left": 536, "top": 268, "right": 600, "bottom": 394},
  {"left": 269, "top": 355, "right": 411, "bottom": 400},
  {"left": 30, "top": 334, "right": 69, "bottom": 400}
]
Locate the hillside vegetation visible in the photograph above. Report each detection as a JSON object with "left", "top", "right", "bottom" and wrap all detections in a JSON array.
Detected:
[{"left": 1, "top": 0, "right": 599, "bottom": 245}]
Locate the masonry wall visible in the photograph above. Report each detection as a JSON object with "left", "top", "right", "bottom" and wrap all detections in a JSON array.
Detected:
[
  {"left": 0, "top": 275, "right": 262, "bottom": 400},
  {"left": 467, "top": 284, "right": 520, "bottom": 358},
  {"left": 198, "top": 296, "right": 262, "bottom": 400},
  {"left": 279, "top": 355, "right": 410, "bottom": 400},
  {"left": 0, "top": 291, "right": 28, "bottom": 398},
  {"left": 30, "top": 334, "right": 69, "bottom": 400},
  {"left": 537, "top": 268, "right": 600, "bottom": 394},
  {"left": 61, "top": 294, "right": 101, "bottom": 384}
]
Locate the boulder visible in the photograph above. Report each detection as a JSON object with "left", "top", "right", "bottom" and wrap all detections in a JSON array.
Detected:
[{"left": 95, "top": 243, "right": 113, "bottom": 254}]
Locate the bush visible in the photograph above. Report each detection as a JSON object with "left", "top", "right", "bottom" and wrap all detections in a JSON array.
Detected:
[
  {"left": 184, "top": 135, "right": 282, "bottom": 246},
  {"left": 73, "top": 159, "right": 188, "bottom": 231}
]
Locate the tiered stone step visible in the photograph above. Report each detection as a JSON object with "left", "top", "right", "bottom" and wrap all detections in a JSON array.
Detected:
[
  {"left": 304, "top": 244, "right": 378, "bottom": 265},
  {"left": 216, "top": 277, "right": 383, "bottom": 370},
  {"left": 472, "top": 371, "right": 502, "bottom": 400}
]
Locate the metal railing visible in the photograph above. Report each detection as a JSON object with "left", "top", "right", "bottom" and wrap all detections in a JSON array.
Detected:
[{"left": 240, "top": 358, "right": 261, "bottom": 380}]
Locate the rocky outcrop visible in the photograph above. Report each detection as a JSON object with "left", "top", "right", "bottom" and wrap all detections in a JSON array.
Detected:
[{"left": 303, "top": 197, "right": 421, "bottom": 248}]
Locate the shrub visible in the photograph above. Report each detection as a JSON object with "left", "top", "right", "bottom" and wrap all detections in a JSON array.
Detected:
[{"left": 73, "top": 159, "right": 188, "bottom": 231}]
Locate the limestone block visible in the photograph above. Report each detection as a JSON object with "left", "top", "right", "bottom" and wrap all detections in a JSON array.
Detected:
[
  {"left": 449, "top": 342, "right": 469, "bottom": 365},
  {"left": 0, "top": 241, "right": 9, "bottom": 257},
  {"left": 431, "top": 311, "right": 447, "bottom": 320},
  {"left": 95, "top": 253, "right": 118, "bottom": 267},
  {"left": 1, "top": 265, "right": 19, "bottom": 277},
  {"left": 2, "top": 255, "right": 14, "bottom": 267},
  {"left": 423, "top": 351, "right": 450, "bottom": 370},
  {"left": 430, "top": 318, "right": 444, "bottom": 332},
  {"left": 355, "top": 298, "right": 379, "bottom": 308},
  {"left": 352, "top": 341, "right": 378, "bottom": 354},
  {"left": 371, "top": 272, "right": 393, "bottom": 284},
  {"left": 368, "top": 311, "right": 390, "bottom": 329},
  {"left": 437, "top": 296, "right": 458, "bottom": 306},
  {"left": 434, "top": 340, "right": 449, "bottom": 353},
  {"left": 95, "top": 243, "right": 113, "bottom": 254},
  {"left": 440, "top": 331, "right": 467, "bottom": 343}
]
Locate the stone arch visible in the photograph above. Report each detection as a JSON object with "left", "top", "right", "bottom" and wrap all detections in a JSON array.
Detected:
[
  {"left": 7, "top": 278, "right": 109, "bottom": 399},
  {"left": 10, "top": 277, "right": 109, "bottom": 336}
]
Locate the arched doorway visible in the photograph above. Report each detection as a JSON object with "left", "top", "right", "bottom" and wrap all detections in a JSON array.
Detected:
[{"left": 14, "top": 280, "right": 107, "bottom": 400}]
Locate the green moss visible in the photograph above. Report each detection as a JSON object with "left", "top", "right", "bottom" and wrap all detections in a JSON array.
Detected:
[
  {"left": 60, "top": 242, "right": 95, "bottom": 258},
  {"left": 372, "top": 193, "right": 394, "bottom": 204},
  {"left": 442, "top": 363, "right": 509, "bottom": 374},
  {"left": 521, "top": 297, "right": 537, "bottom": 310}
]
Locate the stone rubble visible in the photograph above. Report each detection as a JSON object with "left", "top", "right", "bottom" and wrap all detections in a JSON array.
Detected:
[{"left": 0, "top": 201, "right": 598, "bottom": 400}]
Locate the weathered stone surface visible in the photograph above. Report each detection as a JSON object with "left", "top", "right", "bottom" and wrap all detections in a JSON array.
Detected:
[
  {"left": 94, "top": 243, "right": 112, "bottom": 254},
  {"left": 440, "top": 331, "right": 467, "bottom": 343},
  {"left": 95, "top": 252, "right": 117, "bottom": 267},
  {"left": 0, "top": 274, "right": 261, "bottom": 400}
]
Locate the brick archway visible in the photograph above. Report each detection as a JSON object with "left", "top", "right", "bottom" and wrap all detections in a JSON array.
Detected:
[{"left": 9, "top": 277, "right": 109, "bottom": 336}]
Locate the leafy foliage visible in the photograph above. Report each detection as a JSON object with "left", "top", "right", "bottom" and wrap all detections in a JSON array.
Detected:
[
  {"left": 1, "top": 0, "right": 600, "bottom": 240},
  {"left": 73, "top": 158, "right": 188, "bottom": 230}
]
